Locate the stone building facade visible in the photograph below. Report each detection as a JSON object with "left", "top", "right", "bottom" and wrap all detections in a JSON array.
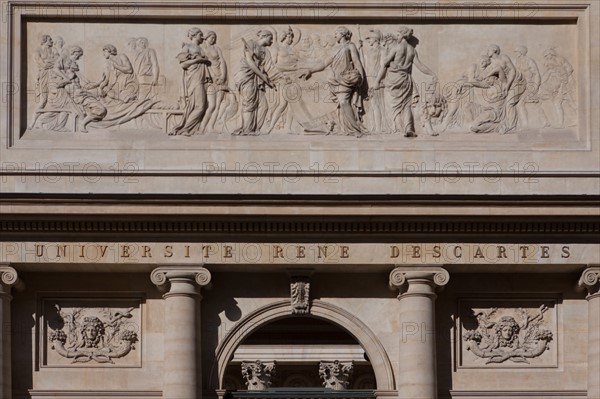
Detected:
[{"left": 1, "top": 1, "right": 599, "bottom": 398}]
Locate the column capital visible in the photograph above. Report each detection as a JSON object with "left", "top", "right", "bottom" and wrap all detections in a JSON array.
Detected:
[
  {"left": 389, "top": 266, "right": 449, "bottom": 298},
  {"left": 150, "top": 265, "right": 211, "bottom": 298},
  {"left": 579, "top": 266, "right": 600, "bottom": 299},
  {"left": 0, "top": 264, "right": 24, "bottom": 293}
]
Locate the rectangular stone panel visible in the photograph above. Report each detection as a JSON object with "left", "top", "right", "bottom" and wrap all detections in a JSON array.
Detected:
[
  {"left": 39, "top": 296, "right": 142, "bottom": 368},
  {"left": 457, "top": 298, "right": 559, "bottom": 369},
  {"left": 1, "top": 1, "right": 597, "bottom": 193}
]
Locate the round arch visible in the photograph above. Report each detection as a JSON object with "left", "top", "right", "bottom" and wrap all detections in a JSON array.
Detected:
[{"left": 211, "top": 299, "right": 395, "bottom": 391}]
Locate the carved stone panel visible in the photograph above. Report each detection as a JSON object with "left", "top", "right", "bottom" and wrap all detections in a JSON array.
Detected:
[
  {"left": 41, "top": 297, "right": 142, "bottom": 367},
  {"left": 15, "top": 19, "right": 581, "bottom": 149},
  {"left": 457, "top": 298, "right": 558, "bottom": 368}
]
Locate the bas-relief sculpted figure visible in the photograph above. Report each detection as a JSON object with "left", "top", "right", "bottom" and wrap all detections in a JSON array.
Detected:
[
  {"left": 47, "top": 304, "right": 139, "bottom": 364},
  {"left": 319, "top": 360, "right": 353, "bottom": 390},
  {"left": 462, "top": 305, "right": 554, "bottom": 365},
  {"left": 88, "top": 44, "right": 139, "bottom": 103},
  {"left": 440, "top": 56, "right": 488, "bottom": 132},
  {"left": 26, "top": 26, "right": 577, "bottom": 139},
  {"left": 474, "top": 44, "right": 526, "bottom": 134},
  {"left": 30, "top": 35, "right": 58, "bottom": 128},
  {"left": 513, "top": 45, "right": 546, "bottom": 128},
  {"left": 233, "top": 30, "right": 275, "bottom": 136},
  {"left": 301, "top": 26, "right": 367, "bottom": 137},
  {"left": 373, "top": 26, "right": 437, "bottom": 138},
  {"left": 360, "top": 29, "right": 389, "bottom": 134},
  {"left": 34, "top": 45, "right": 105, "bottom": 132},
  {"left": 241, "top": 360, "right": 276, "bottom": 390},
  {"left": 458, "top": 44, "right": 527, "bottom": 135},
  {"left": 53, "top": 35, "right": 65, "bottom": 57},
  {"left": 266, "top": 26, "right": 302, "bottom": 134},
  {"left": 170, "top": 28, "right": 212, "bottom": 136},
  {"left": 133, "top": 37, "right": 160, "bottom": 101},
  {"left": 201, "top": 31, "right": 229, "bottom": 133},
  {"left": 539, "top": 47, "right": 577, "bottom": 128}
]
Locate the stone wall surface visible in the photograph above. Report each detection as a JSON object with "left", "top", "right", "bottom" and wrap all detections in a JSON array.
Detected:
[
  {"left": 0, "top": 1, "right": 599, "bottom": 399},
  {"left": 0, "top": 0, "right": 598, "bottom": 195}
]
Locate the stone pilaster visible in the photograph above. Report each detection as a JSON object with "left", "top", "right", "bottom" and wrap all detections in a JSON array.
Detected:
[
  {"left": 579, "top": 266, "right": 600, "bottom": 399},
  {"left": 0, "top": 265, "right": 23, "bottom": 399},
  {"left": 151, "top": 266, "right": 211, "bottom": 399},
  {"left": 389, "top": 267, "right": 449, "bottom": 399}
]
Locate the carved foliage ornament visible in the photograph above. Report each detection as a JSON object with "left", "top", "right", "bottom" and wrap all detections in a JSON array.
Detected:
[
  {"left": 290, "top": 276, "right": 310, "bottom": 315},
  {"left": 319, "top": 360, "right": 353, "bottom": 390},
  {"left": 48, "top": 304, "right": 139, "bottom": 364},
  {"left": 462, "top": 304, "right": 553, "bottom": 364},
  {"left": 241, "top": 360, "right": 276, "bottom": 390}
]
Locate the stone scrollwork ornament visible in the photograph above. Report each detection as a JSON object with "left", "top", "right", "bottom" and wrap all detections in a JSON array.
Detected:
[
  {"left": 579, "top": 267, "right": 600, "bottom": 297},
  {"left": 241, "top": 360, "right": 276, "bottom": 390},
  {"left": 462, "top": 305, "right": 553, "bottom": 364},
  {"left": 48, "top": 305, "right": 139, "bottom": 364},
  {"left": 319, "top": 360, "right": 354, "bottom": 390}
]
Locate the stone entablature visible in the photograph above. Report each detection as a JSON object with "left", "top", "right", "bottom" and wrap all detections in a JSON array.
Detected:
[{"left": 1, "top": 242, "right": 593, "bottom": 265}]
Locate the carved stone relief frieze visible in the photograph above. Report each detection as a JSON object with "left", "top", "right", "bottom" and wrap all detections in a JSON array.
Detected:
[
  {"left": 458, "top": 299, "right": 558, "bottom": 368},
  {"left": 21, "top": 21, "right": 578, "bottom": 142},
  {"left": 41, "top": 298, "right": 142, "bottom": 367}
]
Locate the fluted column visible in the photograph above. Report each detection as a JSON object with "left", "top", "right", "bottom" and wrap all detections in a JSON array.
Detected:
[
  {"left": 389, "top": 267, "right": 449, "bottom": 399},
  {"left": 151, "top": 266, "right": 211, "bottom": 399},
  {"left": 0, "top": 265, "right": 23, "bottom": 399},
  {"left": 579, "top": 266, "right": 600, "bottom": 399}
]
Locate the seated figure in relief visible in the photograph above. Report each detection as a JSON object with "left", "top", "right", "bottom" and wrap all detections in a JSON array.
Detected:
[{"left": 49, "top": 46, "right": 108, "bottom": 133}]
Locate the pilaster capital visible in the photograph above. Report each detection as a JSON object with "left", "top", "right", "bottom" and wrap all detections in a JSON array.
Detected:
[
  {"left": 0, "top": 264, "right": 24, "bottom": 293},
  {"left": 389, "top": 266, "right": 449, "bottom": 298},
  {"left": 578, "top": 266, "right": 600, "bottom": 299},
  {"left": 150, "top": 265, "right": 211, "bottom": 298}
]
